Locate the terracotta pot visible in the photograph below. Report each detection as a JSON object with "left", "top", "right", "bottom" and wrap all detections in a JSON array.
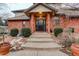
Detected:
[
  {"left": 0, "top": 43, "right": 11, "bottom": 55},
  {"left": 71, "top": 44, "right": 79, "bottom": 56}
]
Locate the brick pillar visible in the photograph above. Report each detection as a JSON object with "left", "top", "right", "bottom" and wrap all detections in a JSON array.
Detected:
[
  {"left": 46, "top": 13, "right": 51, "bottom": 33},
  {"left": 33, "top": 17, "right": 35, "bottom": 32},
  {"left": 30, "top": 14, "right": 34, "bottom": 33}
]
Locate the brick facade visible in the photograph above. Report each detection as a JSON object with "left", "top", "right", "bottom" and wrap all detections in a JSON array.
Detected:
[
  {"left": 8, "top": 20, "right": 30, "bottom": 31},
  {"left": 8, "top": 16, "right": 79, "bottom": 33}
]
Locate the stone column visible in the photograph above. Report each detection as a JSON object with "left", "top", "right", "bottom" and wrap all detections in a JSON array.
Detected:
[
  {"left": 30, "top": 14, "right": 34, "bottom": 33},
  {"left": 46, "top": 13, "right": 51, "bottom": 33}
]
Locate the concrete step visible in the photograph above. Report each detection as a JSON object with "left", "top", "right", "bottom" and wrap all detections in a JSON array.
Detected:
[
  {"left": 30, "top": 35, "right": 51, "bottom": 38},
  {"left": 24, "top": 32, "right": 61, "bottom": 50},
  {"left": 31, "top": 33, "right": 51, "bottom": 35},
  {"left": 31, "top": 34, "right": 51, "bottom": 36},
  {"left": 33, "top": 32, "right": 49, "bottom": 35},
  {"left": 31, "top": 32, "right": 52, "bottom": 38},
  {"left": 23, "top": 42, "right": 61, "bottom": 50},
  {"left": 27, "top": 38, "right": 54, "bottom": 42}
]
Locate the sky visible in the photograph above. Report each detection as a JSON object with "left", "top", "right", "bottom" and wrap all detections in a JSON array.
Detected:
[
  {"left": 5, "top": 3, "right": 79, "bottom": 11},
  {"left": 7, "top": 3, "right": 33, "bottom": 11},
  {"left": 0, "top": 3, "right": 33, "bottom": 18}
]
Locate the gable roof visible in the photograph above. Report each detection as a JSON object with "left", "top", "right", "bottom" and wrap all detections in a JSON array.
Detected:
[
  {"left": 12, "top": 9, "right": 26, "bottom": 13},
  {"left": 8, "top": 13, "right": 29, "bottom": 20},
  {"left": 57, "top": 9, "right": 79, "bottom": 17},
  {"left": 24, "top": 3, "right": 57, "bottom": 13}
]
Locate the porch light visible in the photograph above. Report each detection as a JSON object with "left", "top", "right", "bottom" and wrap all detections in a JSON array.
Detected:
[
  {"left": 39, "top": 11, "right": 42, "bottom": 19},
  {"left": 22, "top": 21, "right": 26, "bottom": 27},
  {"left": 39, "top": 11, "right": 42, "bottom": 15}
]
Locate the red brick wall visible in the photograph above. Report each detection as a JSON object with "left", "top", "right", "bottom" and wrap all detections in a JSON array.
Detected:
[
  {"left": 50, "top": 16, "right": 79, "bottom": 33},
  {"left": 8, "top": 20, "right": 30, "bottom": 31},
  {"left": 8, "top": 17, "right": 79, "bottom": 33},
  {"left": 65, "top": 19, "right": 79, "bottom": 33},
  {"left": 60, "top": 16, "right": 79, "bottom": 33},
  {"left": 24, "top": 21, "right": 30, "bottom": 28}
]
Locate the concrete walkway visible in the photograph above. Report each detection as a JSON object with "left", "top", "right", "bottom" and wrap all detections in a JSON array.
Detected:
[
  {"left": 7, "top": 32, "right": 68, "bottom": 56},
  {"left": 7, "top": 49, "right": 67, "bottom": 56}
]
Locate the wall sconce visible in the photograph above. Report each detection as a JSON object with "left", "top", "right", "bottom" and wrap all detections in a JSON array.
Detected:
[
  {"left": 22, "top": 21, "right": 26, "bottom": 27},
  {"left": 23, "top": 21, "right": 26, "bottom": 25}
]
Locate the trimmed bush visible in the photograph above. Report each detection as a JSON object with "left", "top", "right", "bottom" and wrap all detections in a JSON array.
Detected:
[
  {"left": 54, "top": 28, "right": 63, "bottom": 37},
  {"left": 10, "top": 28, "right": 19, "bottom": 37},
  {"left": 21, "top": 28, "right": 31, "bottom": 37}
]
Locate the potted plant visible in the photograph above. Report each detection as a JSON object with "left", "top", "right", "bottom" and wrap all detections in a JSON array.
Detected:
[
  {"left": 71, "top": 39, "right": 79, "bottom": 56},
  {"left": 0, "top": 27, "right": 12, "bottom": 55},
  {"left": 0, "top": 42, "right": 11, "bottom": 55}
]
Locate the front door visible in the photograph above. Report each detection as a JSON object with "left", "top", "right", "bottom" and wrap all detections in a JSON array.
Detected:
[{"left": 36, "top": 18, "right": 46, "bottom": 31}]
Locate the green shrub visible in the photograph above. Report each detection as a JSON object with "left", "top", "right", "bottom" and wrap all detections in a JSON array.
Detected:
[
  {"left": 21, "top": 28, "right": 31, "bottom": 37},
  {"left": 54, "top": 28, "right": 63, "bottom": 37},
  {"left": 10, "top": 28, "right": 19, "bottom": 37}
]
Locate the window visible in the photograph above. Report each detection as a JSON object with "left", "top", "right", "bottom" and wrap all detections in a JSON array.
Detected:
[{"left": 53, "top": 17, "right": 60, "bottom": 25}]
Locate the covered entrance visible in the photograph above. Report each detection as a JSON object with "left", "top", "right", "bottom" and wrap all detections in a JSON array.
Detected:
[
  {"left": 24, "top": 3, "right": 57, "bottom": 33},
  {"left": 36, "top": 17, "right": 46, "bottom": 31}
]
